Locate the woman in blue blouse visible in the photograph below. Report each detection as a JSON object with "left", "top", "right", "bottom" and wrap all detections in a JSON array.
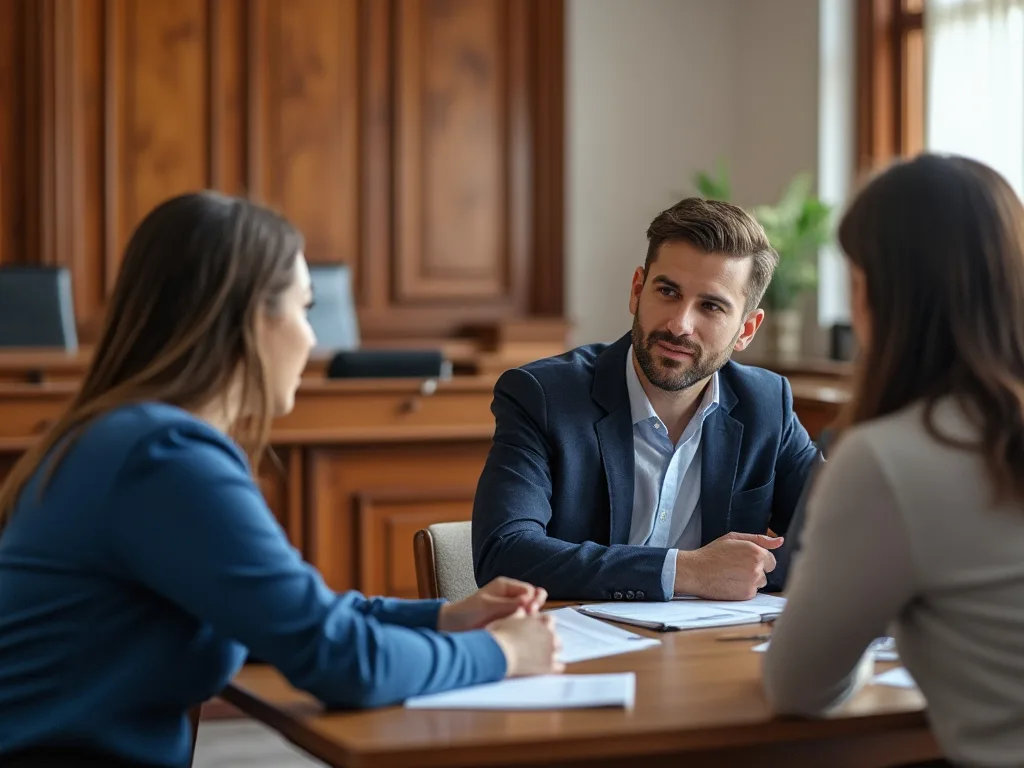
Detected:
[{"left": 0, "top": 192, "right": 561, "bottom": 768}]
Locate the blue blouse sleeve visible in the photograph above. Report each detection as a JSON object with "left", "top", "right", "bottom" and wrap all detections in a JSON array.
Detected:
[{"left": 106, "top": 423, "right": 506, "bottom": 708}]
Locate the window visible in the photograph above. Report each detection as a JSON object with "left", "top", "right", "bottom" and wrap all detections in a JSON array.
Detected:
[
  {"left": 858, "top": 0, "right": 1024, "bottom": 195},
  {"left": 925, "top": 0, "right": 1024, "bottom": 197},
  {"left": 856, "top": 0, "right": 926, "bottom": 172}
]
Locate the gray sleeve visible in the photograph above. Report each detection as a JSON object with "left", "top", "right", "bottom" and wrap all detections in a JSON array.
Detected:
[{"left": 762, "top": 429, "right": 916, "bottom": 716}]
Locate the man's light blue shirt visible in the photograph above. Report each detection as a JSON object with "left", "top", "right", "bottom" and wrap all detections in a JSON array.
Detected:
[{"left": 625, "top": 347, "right": 720, "bottom": 600}]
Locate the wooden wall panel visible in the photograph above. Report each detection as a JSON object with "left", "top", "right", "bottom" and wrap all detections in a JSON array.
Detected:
[
  {"left": 256, "top": 446, "right": 305, "bottom": 551},
  {"left": 209, "top": 0, "right": 248, "bottom": 196},
  {"left": 0, "top": 0, "right": 29, "bottom": 266},
  {"left": 0, "top": 0, "right": 565, "bottom": 342},
  {"left": 393, "top": 0, "right": 522, "bottom": 305},
  {"left": 306, "top": 443, "right": 489, "bottom": 594},
  {"left": 111, "top": 0, "right": 209, "bottom": 269},
  {"left": 72, "top": 0, "right": 108, "bottom": 323},
  {"left": 251, "top": 0, "right": 362, "bottom": 275},
  {"left": 357, "top": 489, "right": 475, "bottom": 598}
]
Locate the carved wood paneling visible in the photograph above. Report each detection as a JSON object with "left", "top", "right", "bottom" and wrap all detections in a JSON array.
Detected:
[
  {"left": 394, "top": 0, "right": 519, "bottom": 304},
  {"left": 109, "top": 0, "right": 209, "bottom": 274},
  {"left": 306, "top": 443, "right": 489, "bottom": 594},
  {"left": 250, "top": 0, "right": 362, "bottom": 275},
  {"left": 0, "top": 0, "right": 30, "bottom": 266},
  {"left": 255, "top": 446, "right": 305, "bottom": 552},
  {"left": 0, "top": 0, "right": 565, "bottom": 341},
  {"left": 356, "top": 488, "right": 475, "bottom": 598},
  {"left": 209, "top": 0, "right": 248, "bottom": 196}
]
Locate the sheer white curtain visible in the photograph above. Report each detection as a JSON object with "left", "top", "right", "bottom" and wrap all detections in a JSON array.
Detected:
[{"left": 926, "top": 0, "right": 1024, "bottom": 197}]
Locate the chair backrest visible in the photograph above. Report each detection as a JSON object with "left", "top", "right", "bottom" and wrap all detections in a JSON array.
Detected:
[
  {"left": 0, "top": 265, "right": 78, "bottom": 349},
  {"left": 306, "top": 263, "right": 360, "bottom": 353},
  {"left": 413, "top": 521, "right": 476, "bottom": 602}
]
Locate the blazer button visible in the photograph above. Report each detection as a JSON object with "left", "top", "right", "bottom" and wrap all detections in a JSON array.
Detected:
[
  {"left": 625, "top": 590, "right": 635, "bottom": 600},
  {"left": 613, "top": 591, "right": 624, "bottom": 600},
  {"left": 636, "top": 590, "right": 645, "bottom": 600}
]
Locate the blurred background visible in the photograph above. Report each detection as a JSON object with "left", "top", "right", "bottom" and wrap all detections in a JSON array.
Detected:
[{"left": 0, "top": 0, "right": 1021, "bottom": 763}]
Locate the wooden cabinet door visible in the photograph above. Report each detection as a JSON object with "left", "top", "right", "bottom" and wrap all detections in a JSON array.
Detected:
[
  {"left": 255, "top": 446, "right": 304, "bottom": 553},
  {"left": 305, "top": 442, "right": 490, "bottom": 595},
  {"left": 357, "top": 489, "right": 475, "bottom": 599}
]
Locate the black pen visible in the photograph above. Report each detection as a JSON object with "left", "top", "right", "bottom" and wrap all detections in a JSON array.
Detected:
[{"left": 716, "top": 632, "right": 771, "bottom": 642}]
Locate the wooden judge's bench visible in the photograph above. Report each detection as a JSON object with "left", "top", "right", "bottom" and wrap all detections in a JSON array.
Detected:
[{"left": 0, "top": 342, "right": 850, "bottom": 601}]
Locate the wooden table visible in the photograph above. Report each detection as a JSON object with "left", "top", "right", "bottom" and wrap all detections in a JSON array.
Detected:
[{"left": 221, "top": 615, "right": 939, "bottom": 768}]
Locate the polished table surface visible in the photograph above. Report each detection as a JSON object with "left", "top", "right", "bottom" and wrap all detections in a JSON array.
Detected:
[{"left": 221, "top": 607, "right": 939, "bottom": 768}]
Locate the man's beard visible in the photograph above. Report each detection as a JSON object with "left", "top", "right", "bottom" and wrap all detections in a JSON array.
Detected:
[{"left": 631, "top": 313, "right": 738, "bottom": 392}]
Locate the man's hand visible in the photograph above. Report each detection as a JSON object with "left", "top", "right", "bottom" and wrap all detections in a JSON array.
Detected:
[
  {"left": 437, "top": 577, "right": 548, "bottom": 633},
  {"left": 674, "top": 532, "right": 784, "bottom": 600}
]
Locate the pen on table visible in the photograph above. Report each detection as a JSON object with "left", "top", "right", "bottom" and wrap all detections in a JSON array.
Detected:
[{"left": 716, "top": 633, "right": 771, "bottom": 642}]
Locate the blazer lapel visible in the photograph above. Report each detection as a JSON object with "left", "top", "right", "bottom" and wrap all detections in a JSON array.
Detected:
[
  {"left": 592, "top": 334, "right": 635, "bottom": 545},
  {"left": 596, "top": 410, "right": 635, "bottom": 545},
  {"left": 700, "top": 378, "right": 743, "bottom": 544}
]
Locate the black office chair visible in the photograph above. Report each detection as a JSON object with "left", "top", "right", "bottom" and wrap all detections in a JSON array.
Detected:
[
  {"left": 829, "top": 323, "right": 856, "bottom": 362},
  {"left": 307, "top": 263, "right": 359, "bottom": 353},
  {"left": 0, "top": 265, "right": 78, "bottom": 350}
]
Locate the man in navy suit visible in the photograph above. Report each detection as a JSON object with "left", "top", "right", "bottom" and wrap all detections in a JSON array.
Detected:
[{"left": 472, "top": 197, "right": 822, "bottom": 602}]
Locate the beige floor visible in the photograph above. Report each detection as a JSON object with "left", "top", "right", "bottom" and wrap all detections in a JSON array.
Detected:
[{"left": 193, "top": 719, "right": 325, "bottom": 768}]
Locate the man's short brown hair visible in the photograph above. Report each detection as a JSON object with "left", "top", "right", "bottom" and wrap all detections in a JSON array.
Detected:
[{"left": 644, "top": 197, "right": 778, "bottom": 312}]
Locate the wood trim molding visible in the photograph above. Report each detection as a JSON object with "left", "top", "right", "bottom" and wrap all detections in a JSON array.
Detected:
[
  {"left": 206, "top": 0, "right": 221, "bottom": 190},
  {"left": 245, "top": 0, "right": 264, "bottom": 200},
  {"left": 355, "top": 486, "right": 476, "bottom": 597},
  {"left": 856, "top": 0, "right": 925, "bottom": 173},
  {"left": 103, "top": 0, "right": 122, "bottom": 292},
  {"left": 412, "top": 528, "right": 439, "bottom": 599},
  {"left": 528, "top": 0, "right": 565, "bottom": 316}
]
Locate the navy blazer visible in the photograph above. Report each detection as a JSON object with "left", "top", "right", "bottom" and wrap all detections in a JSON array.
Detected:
[{"left": 472, "top": 333, "right": 821, "bottom": 601}]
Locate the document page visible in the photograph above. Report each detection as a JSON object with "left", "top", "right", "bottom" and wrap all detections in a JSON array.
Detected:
[
  {"left": 578, "top": 594, "right": 787, "bottom": 631},
  {"left": 871, "top": 667, "right": 916, "bottom": 689},
  {"left": 549, "top": 607, "right": 661, "bottom": 664},
  {"left": 404, "top": 673, "right": 636, "bottom": 710}
]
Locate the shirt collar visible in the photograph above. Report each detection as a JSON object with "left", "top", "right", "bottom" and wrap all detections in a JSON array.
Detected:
[{"left": 625, "top": 345, "right": 720, "bottom": 428}]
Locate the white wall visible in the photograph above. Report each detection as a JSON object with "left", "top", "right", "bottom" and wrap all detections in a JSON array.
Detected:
[
  {"left": 566, "top": 0, "right": 740, "bottom": 346},
  {"left": 566, "top": 0, "right": 828, "bottom": 347}
]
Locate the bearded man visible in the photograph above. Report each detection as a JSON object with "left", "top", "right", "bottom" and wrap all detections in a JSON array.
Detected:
[{"left": 471, "top": 197, "right": 822, "bottom": 602}]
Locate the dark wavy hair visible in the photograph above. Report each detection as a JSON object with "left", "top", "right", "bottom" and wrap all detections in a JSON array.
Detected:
[{"left": 836, "top": 153, "right": 1024, "bottom": 504}]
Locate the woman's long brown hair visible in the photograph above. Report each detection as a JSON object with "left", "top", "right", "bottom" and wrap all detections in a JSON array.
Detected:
[
  {"left": 0, "top": 191, "right": 303, "bottom": 529},
  {"left": 836, "top": 154, "right": 1024, "bottom": 503}
]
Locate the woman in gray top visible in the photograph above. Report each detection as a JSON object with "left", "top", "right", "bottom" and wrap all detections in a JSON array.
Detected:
[{"left": 763, "top": 154, "right": 1024, "bottom": 767}]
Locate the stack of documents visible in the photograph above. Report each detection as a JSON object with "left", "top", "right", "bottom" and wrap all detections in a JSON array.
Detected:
[
  {"left": 548, "top": 607, "right": 661, "bottom": 663},
  {"left": 404, "top": 673, "right": 636, "bottom": 710},
  {"left": 577, "top": 593, "right": 787, "bottom": 631}
]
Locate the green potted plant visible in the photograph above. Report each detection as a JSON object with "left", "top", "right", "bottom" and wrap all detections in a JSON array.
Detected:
[{"left": 693, "top": 165, "right": 833, "bottom": 361}]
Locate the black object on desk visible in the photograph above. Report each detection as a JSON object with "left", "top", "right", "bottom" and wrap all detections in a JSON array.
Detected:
[
  {"left": 830, "top": 323, "right": 856, "bottom": 361},
  {"left": 326, "top": 349, "right": 448, "bottom": 379}
]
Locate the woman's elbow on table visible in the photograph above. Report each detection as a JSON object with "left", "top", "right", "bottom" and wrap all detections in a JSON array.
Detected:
[{"left": 763, "top": 652, "right": 873, "bottom": 718}]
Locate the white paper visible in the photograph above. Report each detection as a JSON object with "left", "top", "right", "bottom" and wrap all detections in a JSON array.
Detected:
[
  {"left": 404, "top": 673, "right": 636, "bottom": 710},
  {"left": 872, "top": 667, "right": 917, "bottom": 689},
  {"left": 675, "top": 593, "right": 788, "bottom": 612},
  {"left": 549, "top": 607, "right": 661, "bottom": 664},
  {"left": 752, "top": 636, "right": 898, "bottom": 661},
  {"left": 579, "top": 594, "right": 786, "bottom": 631}
]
